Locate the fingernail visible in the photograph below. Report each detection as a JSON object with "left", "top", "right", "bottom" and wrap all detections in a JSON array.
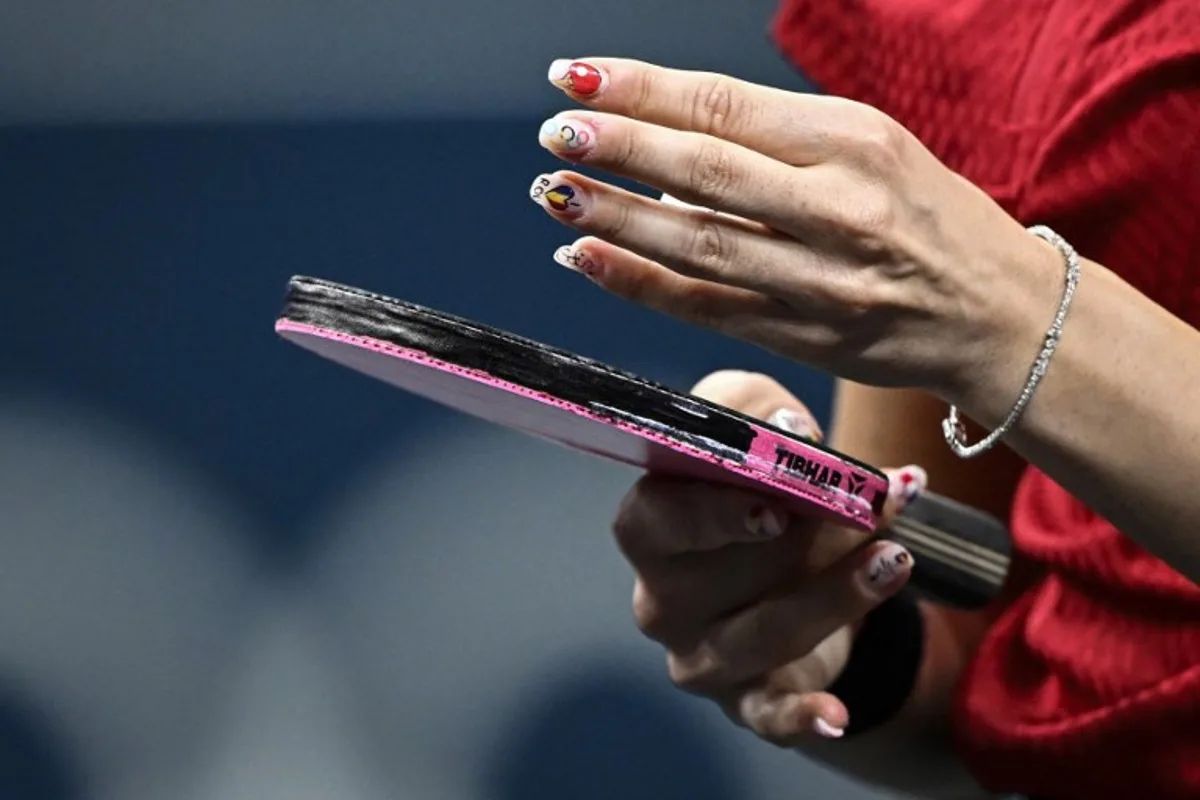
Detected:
[
  {"left": 860, "top": 542, "right": 913, "bottom": 593},
  {"left": 553, "top": 243, "right": 603, "bottom": 280},
  {"left": 813, "top": 717, "right": 845, "bottom": 739},
  {"left": 539, "top": 116, "right": 597, "bottom": 157},
  {"left": 768, "top": 407, "right": 822, "bottom": 441},
  {"left": 885, "top": 465, "right": 928, "bottom": 511},
  {"left": 746, "top": 506, "right": 787, "bottom": 537},
  {"left": 529, "top": 174, "right": 589, "bottom": 218},
  {"left": 548, "top": 59, "right": 606, "bottom": 96}
]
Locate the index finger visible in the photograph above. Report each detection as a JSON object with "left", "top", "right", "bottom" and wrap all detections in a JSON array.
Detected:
[{"left": 547, "top": 57, "right": 865, "bottom": 165}]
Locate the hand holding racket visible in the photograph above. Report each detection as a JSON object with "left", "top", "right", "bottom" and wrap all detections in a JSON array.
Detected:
[
  {"left": 276, "top": 276, "right": 1009, "bottom": 609},
  {"left": 276, "top": 275, "right": 1011, "bottom": 739},
  {"left": 612, "top": 369, "right": 925, "bottom": 741}
]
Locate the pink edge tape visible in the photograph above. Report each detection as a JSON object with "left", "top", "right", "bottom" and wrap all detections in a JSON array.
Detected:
[{"left": 276, "top": 319, "right": 882, "bottom": 531}]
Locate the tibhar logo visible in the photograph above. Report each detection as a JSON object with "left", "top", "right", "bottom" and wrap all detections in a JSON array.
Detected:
[
  {"left": 774, "top": 445, "right": 849, "bottom": 491},
  {"left": 774, "top": 446, "right": 887, "bottom": 514}
]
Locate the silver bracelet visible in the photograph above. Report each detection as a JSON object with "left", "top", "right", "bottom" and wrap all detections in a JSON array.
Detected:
[{"left": 942, "top": 225, "right": 1081, "bottom": 459}]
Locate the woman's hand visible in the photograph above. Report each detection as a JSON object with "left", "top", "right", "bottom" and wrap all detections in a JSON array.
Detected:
[
  {"left": 529, "top": 58, "right": 1059, "bottom": 399},
  {"left": 614, "top": 369, "right": 926, "bottom": 741}
]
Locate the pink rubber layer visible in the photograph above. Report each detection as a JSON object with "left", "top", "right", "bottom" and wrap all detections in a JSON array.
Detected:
[{"left": 277, "top": 319, "right": 883, "bottom": 531}]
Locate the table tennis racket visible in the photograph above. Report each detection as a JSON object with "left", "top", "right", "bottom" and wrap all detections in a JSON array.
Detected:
[{"left": 276, "top": 276, "right": 1009, "bottom": 608}]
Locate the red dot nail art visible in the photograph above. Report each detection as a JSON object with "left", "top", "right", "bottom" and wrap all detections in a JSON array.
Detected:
[{"left": 566, "top": 62, "right": 603, "bottom": 96}]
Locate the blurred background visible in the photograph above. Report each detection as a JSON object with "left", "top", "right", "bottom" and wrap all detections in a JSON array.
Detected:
[{"left": 0, "top": 1, "right": 898, "bottom": 797}]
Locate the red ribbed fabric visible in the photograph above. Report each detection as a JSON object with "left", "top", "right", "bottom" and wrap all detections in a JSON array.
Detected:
[{"left": 772, "top": 2, "right": 1200, "bottom": 797}]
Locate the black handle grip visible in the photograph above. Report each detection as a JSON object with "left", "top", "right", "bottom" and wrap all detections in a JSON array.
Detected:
[{"left": 884, "top": 492, "right": 1012, "bottom": 609}]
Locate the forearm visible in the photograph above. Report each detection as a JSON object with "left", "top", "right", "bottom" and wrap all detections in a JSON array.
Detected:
[{"left": 955, "top": 257, "right": 1200, "bottom": 583}]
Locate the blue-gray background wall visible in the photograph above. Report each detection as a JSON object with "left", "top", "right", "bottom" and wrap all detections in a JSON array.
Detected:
[{"left": 0, "top": 2, "right": 898, "bottom": 797}]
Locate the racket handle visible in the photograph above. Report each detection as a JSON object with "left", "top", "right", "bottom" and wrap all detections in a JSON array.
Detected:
[{"left": 883, "top": 492, "right": 1011, "bottom": 610}]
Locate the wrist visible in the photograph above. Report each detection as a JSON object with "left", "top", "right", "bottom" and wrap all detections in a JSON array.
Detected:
[{"left": 935, "top": 229, "right": 1065, "bottom": 425}]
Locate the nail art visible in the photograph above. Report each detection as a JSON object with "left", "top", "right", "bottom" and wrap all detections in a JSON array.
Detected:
[
  {"left": 746, "top": 506, "right": 787, "bottom": 537},
  {"left": 863, "top": 542, "right": 913, "bottom": 589},
  {"left": 529, "top": 174, "right": 588, "bottom": 217},
  {"left": 553, "top": 244, "right": 602, "bottom": 279},
  {"left": 539, "top": 117, "right": 596, "bottom": 156},
  {"left": 813, "top": 717, "right": 845, "bottom": 739},
  {"left": 768, "top": 407, "right": 821, "bottom": 441},
  {"left": 886, "top": 465, "right": 928, "bottom": 509},
  {"left": 548, "top": 59, "right": 605, "bottom": 96}
]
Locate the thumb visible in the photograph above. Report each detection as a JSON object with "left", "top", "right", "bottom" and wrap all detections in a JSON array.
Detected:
[
  {"left": 738, "top": 687, "right": 851, "bottom": 745},
  {"left": 690, "top": 370, "right": 822, "bottom": 441}
]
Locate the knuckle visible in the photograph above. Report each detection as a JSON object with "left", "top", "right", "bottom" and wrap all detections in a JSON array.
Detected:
[
  {"left": 735, "top": 612, "right": 776, "bottom": 671},
  {"left": 594, "top": 196, "right": 633, "bottom": 239},
  {"left": 631, "top": 581, "right": 672, "bottom": 638},
  {"left": 667, "top": 649, "right": 720, "bottom": 695},
  {"left": 691, "top": 75, "right": 741, "bottom": 138},
  {"left": 611, "top": 515, "right": 637, "bottom": 557},
  {"left": 822, "top": 173, "right": 897, "bottom": 241},
  {"left": 610, "top": 263, "right": 654, "bottom": 306},
  {"left": 850, "top": 185, "right": 898, "bottom": 238},
  {"left": 630, "top": 68, "right": 656, "bottom": 120},
  {"left": 608, "top": 124, "right": 640, "bottom": 172},
  {"left": 742, "top": 711, "right": 796, "bottom": 748},
  {"left": 684, "top": 140, "right": 739, "bottom": 199},
  {"left": 685, "top": 216, "right": 736, "bottom": 275},
  {"left": 611, "top": 264, "right": 687, "bottom": 319},
  {"left": 665, "top": 282, "right": 728, "bottom": 330},
  {"left": 611, "top": 484, "right": 647, "bottom": 555},
  {"left": 853, "top": 112, "right": 906, "bottom": 175},
  {"left": 611, "top": 476, "right": 678, "bottom": 556}
]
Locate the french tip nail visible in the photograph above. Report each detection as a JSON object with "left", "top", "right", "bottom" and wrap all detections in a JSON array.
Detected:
[
  {"left": 813, "top": 718, "right": 845, "bottom": 739},
  {"left": 547, "top": 59, "right": 572, "bottom": 83}
]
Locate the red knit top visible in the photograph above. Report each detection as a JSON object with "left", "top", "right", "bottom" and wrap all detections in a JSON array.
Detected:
[{"left": 771, "top": 2, "right": 1200, "bottom": 797}]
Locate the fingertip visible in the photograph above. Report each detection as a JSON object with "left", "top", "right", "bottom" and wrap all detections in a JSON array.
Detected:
[
  {"left": 858, "top": 539, "right": 914, "bottom": 598},
  {"left": 550, "top": 237, "right": 650, "bottom": 291},
  {"left": 528, "top": 171, "right": 593, "bottom": 219},
  {"left": 887, "top": 464, "right": 928, "bottom": 507},
  {"left": 879, "top": 464, "right": 928, "bottom": 524},
  {"left": 688, "top": 369, "right": 766, "bottom": 406},
  {"left": 767, "top": 406, "right": 823, "bottom": 441},
  {"left": 800, "top": 692, "right": 850, "bottom": 737},
  {"left": 552, "top": 240, "right": 603, "bottom": 280},
  {"left": 547, "top": 58, "right": 609, "bottom": 98},
  {"left": 547, "top": 58, "right": 572, "bottom": 84}
]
